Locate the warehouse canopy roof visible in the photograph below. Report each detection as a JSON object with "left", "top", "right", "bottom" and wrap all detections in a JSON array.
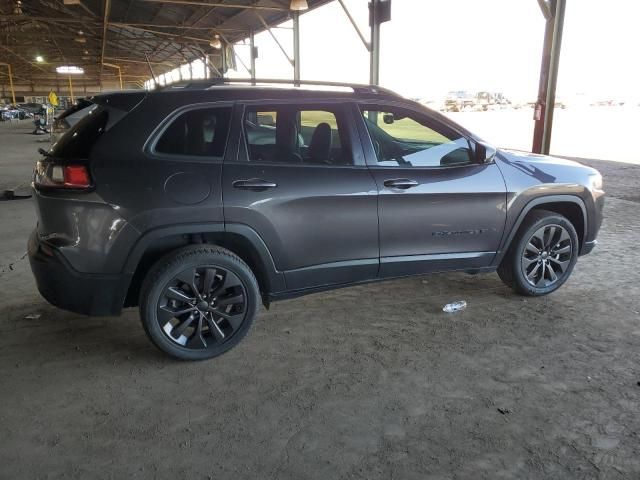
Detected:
[{"left": 0, "top": 0, "right": 332, "bottom": 86}]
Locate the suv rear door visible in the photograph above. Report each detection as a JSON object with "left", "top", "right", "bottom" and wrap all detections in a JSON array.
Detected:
[
  {"left": 355, "top": 101, "right": 507, "bottom": 277},
  {"left": 223, "top": 100, "right": 379, "bottom": 292}
]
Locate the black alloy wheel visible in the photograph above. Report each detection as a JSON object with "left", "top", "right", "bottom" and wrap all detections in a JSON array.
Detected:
[
  {"left": 158, "top": 265, "right": 247, "bottom": 349},
  {"left": 140, "top": 245, "right": 259, "bottom": 360},
  {"left": 498, "top": 210, "right": 579, "bottom": 296},
  {"left": 521, "top": 224, "right": 572, "bottom": 288}
]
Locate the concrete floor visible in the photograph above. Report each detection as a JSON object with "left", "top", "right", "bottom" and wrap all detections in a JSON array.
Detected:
[{"left": 1, "top": 121, "right": 639, "bottom": 479}]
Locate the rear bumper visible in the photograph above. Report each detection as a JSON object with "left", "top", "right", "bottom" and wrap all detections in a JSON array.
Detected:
[{"left": 28, "top": 230, "right": 130, "bottom": 316}]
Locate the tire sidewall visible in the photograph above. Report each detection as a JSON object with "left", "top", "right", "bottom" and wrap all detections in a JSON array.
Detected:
[
  {"left": 141, "top": 248, "right": 259, "bottom": 361},
  {"left": 511, "top": 215, "right": 579, "bottom": 296}
]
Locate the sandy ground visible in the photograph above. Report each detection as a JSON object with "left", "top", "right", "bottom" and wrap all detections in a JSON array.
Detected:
[{"left": 0, "top": 119, "right": 639, "bottom": 479}]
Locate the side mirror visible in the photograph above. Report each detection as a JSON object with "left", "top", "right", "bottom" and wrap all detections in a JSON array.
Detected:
[{"left": 475, "top": 141, "right": 497, "bottom": 164}]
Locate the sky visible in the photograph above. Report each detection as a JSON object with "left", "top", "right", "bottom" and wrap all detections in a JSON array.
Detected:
[{"left": 227, "top": 0, "right": 640, "bottom": 102}]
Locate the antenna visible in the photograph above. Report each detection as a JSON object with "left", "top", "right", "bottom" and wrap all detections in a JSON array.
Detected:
[{"left": 144, "top": 53, "right": 158, "bottom": 85}]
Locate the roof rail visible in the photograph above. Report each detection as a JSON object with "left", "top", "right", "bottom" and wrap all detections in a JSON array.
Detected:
[{"left": 162, "top": 77, "right": 401, "bottom": 97}]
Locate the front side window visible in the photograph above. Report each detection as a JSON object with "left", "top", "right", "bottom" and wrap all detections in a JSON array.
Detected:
[
  {"left": 360, "top": 106, "right": 473, "bottom": 168},
  {"left": 155, "top": 107, "right": 232, "bottom": 157},
  {"left": 244, "top": 105, "right": 352, "bottom": 165}
]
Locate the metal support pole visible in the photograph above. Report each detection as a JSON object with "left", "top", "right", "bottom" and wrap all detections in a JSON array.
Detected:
[
  {"left": 103, "top": 63, "right": 124, "bottom": 90},
  {"left": 221, "top": 42, "right": 227, "bottom": 77},
  {"left": 532, "top": 6, "right": 554, "bottom": 153},
  {"left": 369, "top": 0, "right": 381, "bottom": 85},
  {"left": 68, "top": 76, "right": 75, "bottom": 104},
  {"left": 293, "top": 12, "right": 300, "bottom": 85},
  {"left": 338, "top": 0, "right": 371, "bottom": 51},
  {"left": 532, "top": 0, "right": 566, "bottom": 154},
  {"left": 255, "top": 12, "right": 294, "bottom": 67},
  {"left": 541, "top": 0, "right": 566, "bottom": 154},
  {"left": 6, "top": 64, "right": 16, "bottom": 105},
  {"left": 249, "top": 30, "right": 256, "bottom": 83}
]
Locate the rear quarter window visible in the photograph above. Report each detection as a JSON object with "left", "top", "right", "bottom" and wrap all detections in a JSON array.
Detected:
[
  {"left": 48, "top": 105, "right": 108, "bottom": 159},
  {"left": 154, "top": 107, "right": 232, "bottom": 158}
]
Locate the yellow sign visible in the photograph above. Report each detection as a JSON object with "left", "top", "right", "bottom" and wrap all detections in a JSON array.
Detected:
[{"left": 48, "top": 91, "right": 58, "bottom": 106}]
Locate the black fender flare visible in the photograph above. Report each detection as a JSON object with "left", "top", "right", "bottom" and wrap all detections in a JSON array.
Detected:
[
  {"left": 121, "top": 222, "right": 286, "bottom": 293},
  {"left": 493, "top": 194, "right": 587, "bottom": 266}
]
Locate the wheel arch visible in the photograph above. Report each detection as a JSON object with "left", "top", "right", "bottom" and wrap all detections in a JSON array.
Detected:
[
  {"left": 494, "top": 195, "right": 587, "bottom": 266},
  {"left": 121, "top": 223, "right": 285, "bottom": 309}
]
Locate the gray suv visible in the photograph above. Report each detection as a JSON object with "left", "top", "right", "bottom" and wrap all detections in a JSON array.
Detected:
[{"left": 28, "top": 80, "right": 605, "bottom": 360}]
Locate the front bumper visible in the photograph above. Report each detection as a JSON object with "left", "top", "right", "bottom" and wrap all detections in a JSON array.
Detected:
[
  {"left": 28, "top": 230, "right": 130, "bottom": 316},
  {"left": 580, "top": 239, "right": 597, "bottom": 256}
]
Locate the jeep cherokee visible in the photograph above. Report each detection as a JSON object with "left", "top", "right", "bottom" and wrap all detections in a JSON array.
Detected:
[{"left": 28, "top": 79, "right": 605, "bottom": 360}]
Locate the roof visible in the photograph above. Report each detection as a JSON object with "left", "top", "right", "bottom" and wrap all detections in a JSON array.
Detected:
[{"left": 0, "top": 0, "right": 333, "bottom": 87}]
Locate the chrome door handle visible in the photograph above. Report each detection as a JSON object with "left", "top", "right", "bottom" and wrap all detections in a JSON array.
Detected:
[
  {"left": 383, "top": 178, "right": 419, "bottom": 189},
  {"left": 232, "top": 179, "right": 278, "bottom": 190}
]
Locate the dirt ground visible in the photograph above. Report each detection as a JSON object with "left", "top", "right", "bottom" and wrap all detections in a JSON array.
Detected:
[{"left": 0, "top": 120, "right": 639, "bottom": 479}]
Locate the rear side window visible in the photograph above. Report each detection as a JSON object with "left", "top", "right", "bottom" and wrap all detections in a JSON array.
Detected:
[
  {"left": 155, "top": 107, "right": 232, "bottom": 158},
  {"left": 243, "top": 105, "right": 352, "bottom": 165},
  {"left": 49, "top": 105, "right": 108, "bottom": 159}
]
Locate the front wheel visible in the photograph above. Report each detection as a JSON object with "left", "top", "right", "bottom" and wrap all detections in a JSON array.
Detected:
[
  {"left": 498, "top": 210, "right": 579, "bottom": 296},
  {"left": 140, "top": 245, "right": 260, "bottom": 360}
]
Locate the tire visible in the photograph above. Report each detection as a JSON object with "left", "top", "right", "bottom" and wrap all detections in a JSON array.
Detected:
[
  {"left": 498, "top": 210, "right": 579, "bottom": 296},
  {"left": 139, "top": 245, "right": 260, "bottom": 360}
]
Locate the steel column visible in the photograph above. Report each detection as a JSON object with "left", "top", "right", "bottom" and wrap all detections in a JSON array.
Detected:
[
  {"left": 0, "top": 63, "right": 17, "bottom": 104},
  {"left": 103, "top": 63, "right": 124, "bottom": 90},
  {"left": 255, "top": 13, "right": 294, "bottom": 67},
  {"left": 369, "top": 0, "right": 381, "bottom": 85},
  {"left": 68, "top": 76, "right": 75, "bottom": 103},
  {"left": 293, "top": 12, "right": 301, "bottom": 85},
  {"left": 221, "top": 42, "right": 227, "bottom": 76},
  {"left": 249, "top": 30, "right": 256, "bottom": 83},
  {"left": 532, "top": 0, "right": 566, "bottom": 154}
]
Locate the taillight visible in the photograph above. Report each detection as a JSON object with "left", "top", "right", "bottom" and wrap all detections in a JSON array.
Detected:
[
  {"left": 63, "top": 165, "right": 91, "bottom": 188},
  {"left": 34, "top": 161, "right": 92, "bottom": 190}
]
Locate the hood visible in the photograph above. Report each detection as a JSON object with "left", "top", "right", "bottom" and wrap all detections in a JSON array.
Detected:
[
  {"left": 498, "top": 148, "right": 590, "bottom": 168},
  {"left": 496, "top": 148, "right": 602, "bottom": 188}
]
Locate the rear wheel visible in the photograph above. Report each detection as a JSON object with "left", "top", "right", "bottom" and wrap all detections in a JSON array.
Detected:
[
  {"left": 140, "top": 245, "right": 259, "bottom": 360},
  {"left": 498, "top": 210, "right": 579, "bottom": 296}
]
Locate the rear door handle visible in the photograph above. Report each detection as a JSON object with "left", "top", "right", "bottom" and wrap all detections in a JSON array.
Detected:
[
  {"left": 232, "top": 178, "right": 278, "bottom": 190},
  {"left": 383, "top": 178, "right": 419, "bottom": 189}
]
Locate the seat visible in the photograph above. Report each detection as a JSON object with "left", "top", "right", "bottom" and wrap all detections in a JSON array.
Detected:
[
  {"left": 274, "top": 112, "right": 302, "bottom": 163},
  {"left": 308, "top": 122, "right": 332, "bottom": 163}
]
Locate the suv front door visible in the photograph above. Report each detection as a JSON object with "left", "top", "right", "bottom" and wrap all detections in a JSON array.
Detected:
[
  {"left": 223, "top": 101, "right": 379, "bottom": 292},
  {"left": 356, "top": 102, "right": 507, "bottom": 277}
]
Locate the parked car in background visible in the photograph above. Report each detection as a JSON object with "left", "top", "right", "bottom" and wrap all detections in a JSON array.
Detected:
[
  {"left": 29, "top": 80, "right": 604, "bottom": 360},
  {"left": 493, "top": 92, "right": 511, "bottom": 108},
  {"left": 18, "top": 102, "right": 45, "bottom": 115},
  {"left": 0, "top": 105, "right": 31, "bottom": 121},
  {"left": 476, "top": 91, "right": 494, "bottom": 111},
  {"left": 444, "top": 91, "right": 475, "bottom": 111}
]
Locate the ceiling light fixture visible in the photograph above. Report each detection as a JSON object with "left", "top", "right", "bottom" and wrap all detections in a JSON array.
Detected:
[
  {"left": 209, "top": 34, "right": 222, "bottom": 49},
  {"left": 56, "top": 65, "right": 84, "bottom": 75},
  {"left": 290, "top": 0, "right": 308, "bottom": 11},
  {"left": 35, "top": 55, "right": 44, "bottom": 62}
]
